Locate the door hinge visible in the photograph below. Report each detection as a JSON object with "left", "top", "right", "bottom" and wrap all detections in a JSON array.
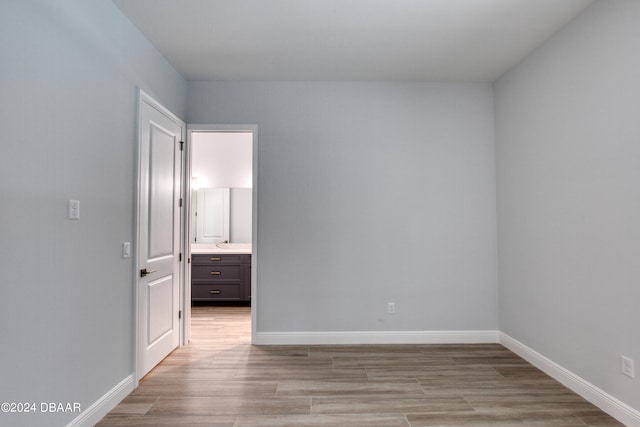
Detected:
[
  {"left": 179, "top": 198, "right": 183, "bottom": 207},
  {"left": 179, "top": 310, "right": 182, "bottom": 319},
  {"left": 179, "top": 141, "right": 184, "bottom": 151},
  {"left": 179, "top": 253, "right": 182, "bottom": 262}
]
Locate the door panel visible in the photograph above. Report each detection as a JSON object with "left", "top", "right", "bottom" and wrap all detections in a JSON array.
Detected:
[
  {"left": 147, "top": 275, "right": 175, "bottom": 344},
  {"left": 149, "top": 123, "right": 177, "bottom": 258},
  {"left": 137, "top": 92, "right": 184, "bottom": 379}
]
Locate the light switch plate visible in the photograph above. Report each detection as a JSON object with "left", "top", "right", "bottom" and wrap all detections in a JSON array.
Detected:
[
  {"left": 68, "top": 199, "right": 80, "bottom": 219},
  {"left": 122, "top": 242, "right": 131, "bottom": 258}
]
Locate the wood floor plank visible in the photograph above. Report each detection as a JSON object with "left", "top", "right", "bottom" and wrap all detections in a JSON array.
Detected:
[
  {"left": 367, "top": 365, "right": 504, "bottom": 380},
  {"left": 106, "top": 396, "right": 158, "bottom": 415},
  {"left": 97, "top": 306, "right": 623, "bottom": 426},
  {"left": 233, "top": 414, "right": 411, "bottom": 426},
  {"left": 142, "top": 366, "right": 239, "bottom": 380},
  {"left": 571, "top": 408, "right": 628, "bottom": 426},
  {"left": 132, "top": 379, "right": 278, "bottom": 397},
  {"left": 494, "top": 365, "right": 550, "bottom": 377},
  {"left": 332, "top": 356, "right": 454, "bottom": 368},
  {"left": 276, "top": 379, "right": 424, "bottom": 396},
  {"left": 406, "top": 409, "right": 588, "bottom": 426},
  {"left": 311, "top": 395, "right": 473, "bottom": 414},
  {"left": 233, "top": 367, "right": 369, "bottom": 381},
  {"left": 147, "top": 396, "right": 310, "bottom": 416},
  {"left": 463, "top": 391, "right": 601, "bottom": 412},
  {"left": 97, "top": 414, "right": 236, "bottom": 426},
  {"left": 418, "top": 376, "right": 569, "bottom": 394}
]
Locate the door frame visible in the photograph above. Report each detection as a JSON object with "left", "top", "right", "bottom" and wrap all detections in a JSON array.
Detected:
[
  {"left": 134, "top": 90, "right": 186, "bottom": 385},
  {"left": 184, "top": 124, "right": 258, "bottom": 344}
]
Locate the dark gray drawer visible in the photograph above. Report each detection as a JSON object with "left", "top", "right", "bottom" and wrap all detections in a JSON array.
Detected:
[
  {"left": 192, "top": 254, "right": 243, "bottom": 265},
  {"left": 192, "top": 284, "right": 241, "bottom": 300},
  {"left": 192, "top": 265, "right": 241, "bottom": 282}
]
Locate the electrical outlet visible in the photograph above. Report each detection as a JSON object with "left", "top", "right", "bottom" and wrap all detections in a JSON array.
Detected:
[
  {"left": 621, "top": 355, "right": 635, "bottom": 379},
  {"left": 387, "top": 302, "right": 395, "bottom": 314}
]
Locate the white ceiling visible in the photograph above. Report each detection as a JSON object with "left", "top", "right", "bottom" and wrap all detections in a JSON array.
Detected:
[{"left": 113, "top": 0, "right": 595, "bottom": 82}]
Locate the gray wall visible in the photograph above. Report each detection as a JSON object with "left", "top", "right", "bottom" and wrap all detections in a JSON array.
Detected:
[
  {"left": 0, "top": 1, "right": 186, "bottom": 426},
  {"left": 495, "top": 0, "right": 640, "bottom": 411},
  {"left": 188, "top": 82, "right": 499, "bottom": 333}
]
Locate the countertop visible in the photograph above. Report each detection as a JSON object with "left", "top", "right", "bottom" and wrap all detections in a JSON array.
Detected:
[{"left": 191, "top": 243, "right": 252, "bottom": 254}]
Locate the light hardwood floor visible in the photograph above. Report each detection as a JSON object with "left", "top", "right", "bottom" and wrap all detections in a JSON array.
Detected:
[{"left": 98, "top": 306, "right": 623, "bottom": 426}]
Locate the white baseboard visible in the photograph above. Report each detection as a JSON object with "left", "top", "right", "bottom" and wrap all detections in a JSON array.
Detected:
[
  {"left": 253, "top": 330, "right": 499, "bottom": 345},
  {"left": 499, "top": 333, "right": 640, "bottom": 427},
  {"left": 65, "top": 374, "right": 134, "bottom": 427}
]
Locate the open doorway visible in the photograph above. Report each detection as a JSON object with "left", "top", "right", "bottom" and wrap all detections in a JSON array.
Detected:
[{"left": 184, "top": 125, "right": 257, "bottom": 344}]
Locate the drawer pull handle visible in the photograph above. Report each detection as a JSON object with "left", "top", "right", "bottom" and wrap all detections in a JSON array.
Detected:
[
  {"left": 210, "top": 271, "right": 221, "bottom": 275},
  {"left": 210, "top": 290, "right": 222, "bottom": 294},
  {"left": 211, "top": 257, "right": 221, "bottom": 261}
]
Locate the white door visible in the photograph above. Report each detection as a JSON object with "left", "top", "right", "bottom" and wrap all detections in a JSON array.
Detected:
[
  {"left": 136, "top": 92, "right": 184, "bottom": 379},
  {"left": 196, "top": 187, "right": 230, "bottom": 243}
]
